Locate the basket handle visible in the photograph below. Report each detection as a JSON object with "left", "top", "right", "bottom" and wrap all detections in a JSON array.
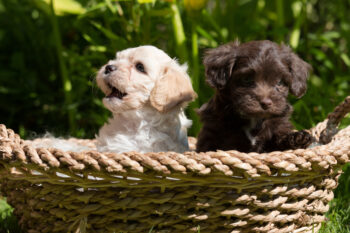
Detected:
[
  {"left": 0, "top": 124, "right": 22, "bottom": 160},
  {"left": 319, "top": 96, "right": 350, "bottom": 144}
]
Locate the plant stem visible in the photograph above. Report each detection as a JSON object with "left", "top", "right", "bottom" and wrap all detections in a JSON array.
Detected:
[
  {"left": 169, "top": 1, "right": 200, "bottom": 135},
  {"left": 275, "top": 0, "right": 284, "bottom": 42},
  {"left": 170, "top": 1, "right": 188, "bottom": 62},
  {"left": 191, "top": 22, "right": 199, "bottom": 92},
  {"left": 49, "top": 0, "right": 75, "bottom": 133},
  {"left": 290, "top": 0, "right": 305, "bottom": 49},
  {"left": 189, "top": 20, "right": 201, "bottom": 135}
]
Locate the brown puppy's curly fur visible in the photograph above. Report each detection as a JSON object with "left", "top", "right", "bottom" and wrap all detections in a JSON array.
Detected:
[{"left": 196, "top": 40, "right": 312, "bottom": 153}]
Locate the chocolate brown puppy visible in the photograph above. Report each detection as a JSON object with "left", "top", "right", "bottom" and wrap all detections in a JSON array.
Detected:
[{"left": 196, "top": 40, "right": 312, "bottom": 153}]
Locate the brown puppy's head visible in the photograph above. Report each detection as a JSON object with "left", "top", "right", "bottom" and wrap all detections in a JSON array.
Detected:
[{"left": 204, "top": 40, "right": 311, "bottom": 118}]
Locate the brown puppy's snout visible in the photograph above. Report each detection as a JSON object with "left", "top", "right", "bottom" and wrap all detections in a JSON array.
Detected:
[
  {"left": 260, "top": 97, "right": 273, "bottom": 110},
  {"left": 254, "top": 82, "right": 274, "bottom": 110},
  {"left": 105, "top": 65, "right": 117, "bottom": 74}
]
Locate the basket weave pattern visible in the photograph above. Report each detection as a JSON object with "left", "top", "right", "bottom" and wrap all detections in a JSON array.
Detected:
[{"left": 0, "top": 96, "right": 350, "bottom": 233}]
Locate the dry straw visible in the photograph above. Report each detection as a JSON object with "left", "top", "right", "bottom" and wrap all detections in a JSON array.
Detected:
[{"left": 0, "top": 96, "right": 350, "bottom": 233}]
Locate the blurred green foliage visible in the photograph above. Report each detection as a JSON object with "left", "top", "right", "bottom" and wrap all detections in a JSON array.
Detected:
[
  {"left": 0, "top": 0, "right": 349, "bottom": 231},
  {"left": 0, "top": 0, "right": 349, "bottom": 139},
  {"left": 0, "top": 198, "right": 21, "bottom": 233}
]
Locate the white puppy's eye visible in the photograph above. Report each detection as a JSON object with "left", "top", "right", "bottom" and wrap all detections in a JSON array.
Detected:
[{"left": 135, "top": 62, "right": 146, "bottom": 74}]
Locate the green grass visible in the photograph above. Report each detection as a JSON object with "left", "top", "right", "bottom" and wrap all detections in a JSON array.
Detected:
[
  {"left": 319, "top": 163, "right": 350, "bottom": 233},
  {"left": 0, "top": 198, "right": 21, "bottom": 233},
  {"left": 320, "top": 198, "right": 350, "bottom": 233}
]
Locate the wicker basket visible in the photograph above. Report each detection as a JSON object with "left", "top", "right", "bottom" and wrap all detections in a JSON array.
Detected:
[{"left": 0, "top": 97, "right": 350, "bottom": 233}]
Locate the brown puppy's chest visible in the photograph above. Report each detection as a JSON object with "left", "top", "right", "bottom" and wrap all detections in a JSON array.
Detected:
[
  {"left": 242, "top": 118, "right": 274, "bottom": 152},
  {"left": 215, "top": 117, "right": 278, "bottom": 153},
  {"left": 214, "top": 118, "right": 272, "bottom": 153}
]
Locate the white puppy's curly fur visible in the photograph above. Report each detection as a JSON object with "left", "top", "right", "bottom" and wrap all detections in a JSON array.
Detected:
[
  {"left": 31, "top": 46, "right": 196, "bottom": 153},
  {"left": 95, "top": 46, "right": 197, "bottom": 153}
]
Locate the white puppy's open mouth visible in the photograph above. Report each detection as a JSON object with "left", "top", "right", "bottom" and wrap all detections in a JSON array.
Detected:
[{"left": 106, "top": 83, "right": 127, "bottom": 100}]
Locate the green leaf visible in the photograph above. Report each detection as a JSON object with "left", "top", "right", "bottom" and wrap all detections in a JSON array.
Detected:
[
  {"left": 91, "top": 21, "right": 128, "bottom": 48},
  {"left": 32, "top": 0, "right": 51, "bottom": 15},
  {"left": 77, "top": 3, "right": 106, "bottom": 19},
  {"left": 322, "top": 31, "right": 340, "bottom": 40},
  {"left": 138, "top": 0, "right": 156, "bottom": 3},
  {"left": 196, "top": 26, "right": 218, "bottom": 47},
  {"left": 310, "top": 75, "right": 323, "bottom": 87},
  {"left": 42, "top": 0, "right": 85, "bottom": 15},
  {"left": 148, "top": 9, "right": 172, "bottom": 17},
  {"left": 91, "top": 22, "right": 120, "bottom": 40},
  {"left": 88, "top": 45, "right": 107, "bottom": 52},
  {"left": 290, "top": 28, "right": 300, "bottom": 49},
  {"left": 341, "top": 53, "right": 350, "bottom": 67}
]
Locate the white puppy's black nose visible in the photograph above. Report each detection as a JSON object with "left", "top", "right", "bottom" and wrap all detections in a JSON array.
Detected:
[{"left": 105, "top": 65, "right": 117, "bottom": 74}]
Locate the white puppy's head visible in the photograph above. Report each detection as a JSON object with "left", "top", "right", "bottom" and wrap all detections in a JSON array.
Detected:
[{"left": 96, "top": 46, "right": 197, "bottom": 114}]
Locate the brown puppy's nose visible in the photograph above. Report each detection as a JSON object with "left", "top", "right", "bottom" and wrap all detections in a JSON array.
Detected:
[
  {"left": 260, "top": 98, "right": 273, "bottom": 110},
  {"left": 105, "top": 65, "right": 117, "bottom": 74}
]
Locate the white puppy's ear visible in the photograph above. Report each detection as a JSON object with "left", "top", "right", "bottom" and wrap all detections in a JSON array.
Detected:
[{"left": 150, "top": 64, "right": 197, "bottom": 113}]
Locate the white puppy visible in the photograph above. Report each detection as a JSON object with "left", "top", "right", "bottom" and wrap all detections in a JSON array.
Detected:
[{"left": 95, "top": 45, "right": 197, "bottom": 153}]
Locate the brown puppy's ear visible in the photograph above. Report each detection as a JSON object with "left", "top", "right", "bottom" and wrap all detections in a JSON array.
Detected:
[
  {"left": 203, "top": 41, "right": 239, "bottom": 89},
  {"left": 283, "top": 46, "right": 312, "bottom": 98},
  {"left": 150, "top": 64, "right": 197, "bottom": 113}
]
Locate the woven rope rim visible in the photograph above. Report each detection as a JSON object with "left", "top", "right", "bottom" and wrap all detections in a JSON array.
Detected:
[{"left": 0, "top": 96, "right": 349, "bottom": 185}]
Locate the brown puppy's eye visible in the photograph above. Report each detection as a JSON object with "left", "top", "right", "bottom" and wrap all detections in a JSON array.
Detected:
[
  {"left": 277, "top": 79, "right": 287, "bottom": 87},
  {"left": 136, "top": 62, "right": 146, "bottom": 74},
  {"left": 238, "top": 76, "right": 255, "bottom": 88}
]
